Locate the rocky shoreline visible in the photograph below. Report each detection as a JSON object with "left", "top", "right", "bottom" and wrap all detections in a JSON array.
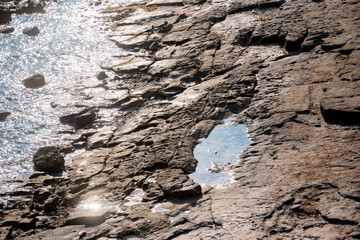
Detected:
[
  {"left": 1, "top": 0, "right": 360, "bottom": 239},
  {"left": 0, "top": 0, "right": 46, "bottom": 24}
]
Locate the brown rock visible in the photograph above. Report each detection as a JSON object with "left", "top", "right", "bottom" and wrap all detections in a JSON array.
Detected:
[
  {"left": 33, "top": 146, "right": 65, "bottom": 173},
  {"left": 0, "top": 111, "right": 10, "bottom": 121},
  {"left": 157, "top": 169, "right": 202, "bottom": 198}
]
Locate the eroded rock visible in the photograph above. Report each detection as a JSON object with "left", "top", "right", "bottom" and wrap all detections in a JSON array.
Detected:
[{"left": 33, "top": 146, "right": 65, "bottom": 173}]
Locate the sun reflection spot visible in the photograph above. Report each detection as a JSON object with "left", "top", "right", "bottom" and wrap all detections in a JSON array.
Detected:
[
  {"left": 80, "top": 203, "right": 101, "bottom": 211},
  {"left": 78, "top": 198, "right": 103, "bottom": 211}
]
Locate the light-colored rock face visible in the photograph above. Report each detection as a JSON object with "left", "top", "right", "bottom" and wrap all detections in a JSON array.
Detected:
[
  {"left": 2, "top": 0, "right": 360, "bottom": 239},
  {"left": 71, "top": 148, "right": 111, "bottom": 181}
]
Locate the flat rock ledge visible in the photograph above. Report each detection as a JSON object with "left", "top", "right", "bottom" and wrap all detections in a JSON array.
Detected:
[{"left": 1, "top": 0, "right": 360, "bottom": 239}]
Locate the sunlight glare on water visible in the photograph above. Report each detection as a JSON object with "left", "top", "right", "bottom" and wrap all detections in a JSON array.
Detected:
[{"left": 0, "top": 0, "right": 127, "bottom": 194}]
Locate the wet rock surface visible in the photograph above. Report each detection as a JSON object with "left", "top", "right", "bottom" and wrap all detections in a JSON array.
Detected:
[
  {"left": 1, "top": 0, "right": 360, "bottom": 239},
  {"left": 22, "top": 73, "right": 46, "bottom": 88},
  {"left": 22, "top": 26, "right": 40, "bottom": 36},
  {"left": 0, "top": 26, "right": 14, "bottom": 34},
  {"left": 32, "top": 146, "right": 65, "bottom": 173},
  {"left": 0, "top": 111, "right": 11, "bottom": 121}
]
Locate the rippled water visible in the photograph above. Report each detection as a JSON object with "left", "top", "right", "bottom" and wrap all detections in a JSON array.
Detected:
[
  {"left": 0, "top": 0, "right": 127, "bottom": 194},
  {"left": 190, "top": 119, "right": 250, "bottom": 186}
]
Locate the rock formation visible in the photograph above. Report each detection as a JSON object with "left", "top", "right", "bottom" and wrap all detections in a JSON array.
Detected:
[{"left": 0, "top": 0, "right": 359, "bottom": 239}]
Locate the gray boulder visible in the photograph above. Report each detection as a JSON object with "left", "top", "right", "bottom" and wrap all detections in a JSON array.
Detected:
[
  {"left": 22, "top": 26, "right": 40, "bottom": 36},
  {"left": 22, "top": 74, "right": 46, "bottom": 89}
]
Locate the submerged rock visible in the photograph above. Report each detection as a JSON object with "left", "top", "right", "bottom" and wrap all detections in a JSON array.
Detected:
[
  {"left": 22, "top": 74, "right": 46, "bottom": 89},
  {"left": 0, "top": 26, "right": 14, "bottom": 34},
  {"left": 33, "top": 146, "right": 65, "bottom": 173},
  {"left": 0, "top": 111, "right": 11, "bottom": 121},
  {"left": 22, "top": 26, "right": 40, "bottom": 36}
]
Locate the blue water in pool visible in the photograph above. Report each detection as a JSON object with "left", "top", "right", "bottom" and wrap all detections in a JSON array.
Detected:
[
  {"left": 0, "top": 0, "right": 124, "bottom": 194},
  {"left": 190, "top": 119, "right": 250, "bottom": 186}
]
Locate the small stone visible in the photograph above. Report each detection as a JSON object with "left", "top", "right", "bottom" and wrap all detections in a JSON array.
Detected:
[
  {"left": 0, "top": 26, "right": 14, "bottom": 34},
  {"left": 33, "top": 146, "right": 65, "bottom": 173},
  {"left": 0, "top": 111, "right": 10, "bottom": 121},
  {"left": 22, "top": 74, "right": 46, "bottom": 89},
  {"left": 22, "top": 26, "right": 40, "bottom": 36},
  {"left": 96, "top": 71, "right": 108, "bottom": 80}
]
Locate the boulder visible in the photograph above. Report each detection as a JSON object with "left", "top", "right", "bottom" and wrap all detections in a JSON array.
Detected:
[
  {"left": 74, "top": 112, "right": 96, "bottom": 130},
  {"left": 59, "top": 108, "right": 92, "bottom": 124},
  {"left": 0, "top": 26, "right": 14, "bottom": 34},
  {"left": 22, "top": 26, "right": 40, "bottom": 36},
  {"left": 0, "top": 111, "right": 10, "bottom": 121},
  {"left": 157, "top": 169, "right": 202, "bottom": 198},
  {"left": 22, "top": 74, "right": 46, "bottom": 89},
  {"left": 33, "top": 146, "right": 65, "bottom": 173}
]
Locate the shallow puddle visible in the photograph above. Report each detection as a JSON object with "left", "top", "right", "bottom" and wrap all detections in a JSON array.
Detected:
[
  {"left": 189, "top": 118, "right": 250, "bottom": 186},
  {"left": 123, "top": 188, "right": 145, "bottom": 206},
  {"left": 169, "top": 211, "right": 190, "bottom": 222}
]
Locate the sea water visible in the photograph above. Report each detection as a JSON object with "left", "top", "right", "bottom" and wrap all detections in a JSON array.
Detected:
[{"left": 0, "top": 0, "right": 126, "bottom": 194}]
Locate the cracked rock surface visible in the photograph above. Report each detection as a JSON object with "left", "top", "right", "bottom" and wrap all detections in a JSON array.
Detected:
[{"left": 1, "top": 0, "right": 359, "bottom": 239}]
